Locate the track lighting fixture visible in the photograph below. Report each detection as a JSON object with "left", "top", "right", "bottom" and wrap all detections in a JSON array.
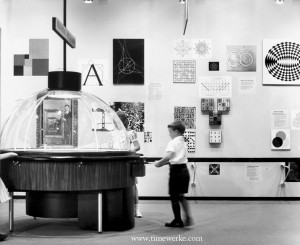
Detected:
[
  {"left": 275, "top": 0, "right": 284, "bottom": 4},
  {"left": 179, "top": 0, "right": 186, "bottom": 4},
  {"left": 84, "top": 0, "right": 93, "bottom": 4}
]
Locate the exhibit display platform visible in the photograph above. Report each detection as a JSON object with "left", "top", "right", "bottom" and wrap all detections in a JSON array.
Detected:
[{"left": 0, "top": 150, "right": 145, "bottom": 232}]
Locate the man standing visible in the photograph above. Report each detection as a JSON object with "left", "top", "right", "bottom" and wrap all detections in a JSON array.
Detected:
[{"left": 63, "top": 104, "right": 72, "bottom": 145}]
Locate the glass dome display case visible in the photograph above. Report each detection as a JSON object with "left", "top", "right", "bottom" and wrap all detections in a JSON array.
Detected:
[
  {"left": 0, "top": 71, "right": 145, "bottom": 232},
  {"left": 0, "top": 75, "right": 130, "bottom": 152}
]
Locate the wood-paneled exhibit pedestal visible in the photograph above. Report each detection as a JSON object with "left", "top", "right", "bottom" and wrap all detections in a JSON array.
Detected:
[{"left": 0, "top": 151, "right": 145, "bottom": 232}]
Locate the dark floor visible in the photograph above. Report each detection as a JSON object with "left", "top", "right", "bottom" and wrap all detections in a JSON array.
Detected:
[{"left": 0, "top": 199, "right": 300, "bottom": 245}]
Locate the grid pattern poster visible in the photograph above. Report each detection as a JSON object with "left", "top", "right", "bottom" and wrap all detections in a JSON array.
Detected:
[
  {"left": 174, "top": 107, "right": 196, "bottom": 129},
  {"left": 183, "top": 130, "right": 196, "bottom": 153},
  {"left": 111, "top": 102, "right": 144, "bottom": 132},
  {"left": 113, "top": 39, "right": 144, "bottom": 85},
  {"left": 173, "top": 60, "right": 196, "bottom": 83},
  {"left": 263, "top": 39, "right": 300, "bottom": 85},
  {"left": 14, "top": 39, "right": 49, "bottom": 76}
]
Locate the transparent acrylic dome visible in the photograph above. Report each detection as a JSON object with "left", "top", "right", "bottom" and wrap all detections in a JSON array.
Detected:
[{"left": 0, "top": 89, "right": 130, "bottom": 152}]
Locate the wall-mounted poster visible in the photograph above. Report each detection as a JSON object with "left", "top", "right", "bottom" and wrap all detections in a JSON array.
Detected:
[
  {"left": 271, "top": 110, "right": 289, "bottom": 129},
  {"left": 173, "top": 39, "right": 193, "bottom": 59},
  {"left": 173, "top": 60, "right": 196, "bottom": 83},
  {"left": 174, "top": 106, "right": 196, "bottom": 129},
  {"left": 271, "top": 129, "right": 291, "bottom": 150},
  {"left": 199, "top": 76, "right": 232, "bottom": 98},
  {"left": 194, "top": 39, "right": 212, "bottom": 58},
  {"left": 113, "top": 39, "right": 144, "bottom": 85},
  {"left": 238, "top": 77, "right": 257, "bottom": 94},
  {"left": 111, "top": 102, "right": 144, "bottom": 132},
  {"left": 226, "top": 45, "right": 256, "bottom": 72},
  {"left": 14, "top": 39, "right": 49, "bottom": 76},
  {"left": 183, "top": 130, "right": 196, "bottom": 153},
  {"left": 209, "top": 164, "right": 220, "bottom": 175},
  {"left": 263, "top": 39, "right": 300, "bottom": 85},
  {"left": 144, "top": 131, "right": 153, "bottom": 143},
  {"left": 209, "top": 62, "right": 219, "bottom": 71},
  {"left": 148, "top": 83, "right": 163, "bottom": 100},
  {"left": 173, "top": 39, "right": 212, "bottom": 59},
  {"left": 78, "top": 59, "right": 108, "bottom": 86}
]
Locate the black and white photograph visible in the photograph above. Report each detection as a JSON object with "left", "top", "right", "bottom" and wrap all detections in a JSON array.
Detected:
[{"left": 0, "top": 1, "right": 300, "bottom": 245}]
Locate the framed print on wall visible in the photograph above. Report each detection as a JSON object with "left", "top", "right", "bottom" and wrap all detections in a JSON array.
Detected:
[
  {"left": 263, "top": 39, "right": 300, "bottom": 85},
  {"left": 113, "top": 39, "right": 144, "bottom": 85}
]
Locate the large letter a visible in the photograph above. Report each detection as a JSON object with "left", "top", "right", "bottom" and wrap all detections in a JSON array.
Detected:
[{"left": 83, "top": 64, "right": 103, "bottom": 86}]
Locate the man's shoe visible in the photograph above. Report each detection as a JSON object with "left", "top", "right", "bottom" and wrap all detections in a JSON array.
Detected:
[
  {"left": 0, "top": 233, "right": 8, "bottom": 241},
  {"left": 165, "top": 220, "right": 184, "bottom": 228}
]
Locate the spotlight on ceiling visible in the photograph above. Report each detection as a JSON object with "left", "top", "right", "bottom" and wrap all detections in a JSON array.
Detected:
[
  {"left": 179, "top": 0, "right": 186, "bottom": 4},
  {"left": 275, "top": 0, "right": 284, "bottom": 4},
  {"left": 84, "top": 0, "right": 93, "bottom": 3}
]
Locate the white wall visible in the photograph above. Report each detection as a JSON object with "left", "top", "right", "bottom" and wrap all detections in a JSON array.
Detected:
[{"left": 1, "top": 0, "right": 300, "bottom": 197}]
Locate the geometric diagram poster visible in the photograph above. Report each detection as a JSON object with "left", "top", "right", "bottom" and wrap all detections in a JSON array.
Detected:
[
  {"left": 173, "top": 60, "right": 196, "bottom": 83},
  {"left": 113, "top": 39, "right": 144, "bottom": 85},
  {"left": 263, "top": 39, "right": 300, "bottom": 85},
  {"left": 291, "top": 110, "right": 300, "bottom": 130},
  {"left": 209, "top": 164, "right": 220, "bottom": 175},
  {"left": 78, "top": 59, "right": 108, "bottom": 86},
  {"left": 173, "top": 39, "right": 212, "bottom": 59},
  {"left": 271, "top": 129, "right": 291, "bottom": 150},
  {"left": 226, "top": 45, "right": 256, "bottom": 72},
  {"left": 174, "top": 106, "right": 196, "bottom": 129},
  {"left": 110, "top": 102, "right": 144, "bottom": 132},
  {"left": 183, "top": 130, "right": 196, "bottom": 153},
  {"left": 199, "top": 76, "right": 232, "bottom": 98},
  {"left": 14, "top": 39, "right": 49, "bottom": 76}
]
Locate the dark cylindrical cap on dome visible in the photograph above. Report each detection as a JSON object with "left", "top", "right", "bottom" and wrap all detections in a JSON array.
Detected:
[{"left": 48, "top": 71, "right": 81, "bottom": 91}]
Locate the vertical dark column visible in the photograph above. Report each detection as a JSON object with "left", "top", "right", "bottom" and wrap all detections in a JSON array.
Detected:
[{"left": 63, "top": 0, "right": 67, "bottom": 71}]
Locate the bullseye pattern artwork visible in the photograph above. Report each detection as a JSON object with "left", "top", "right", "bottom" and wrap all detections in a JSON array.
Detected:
[{"left": 263, "top": 39, "right": 300, "bottom": 85}]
